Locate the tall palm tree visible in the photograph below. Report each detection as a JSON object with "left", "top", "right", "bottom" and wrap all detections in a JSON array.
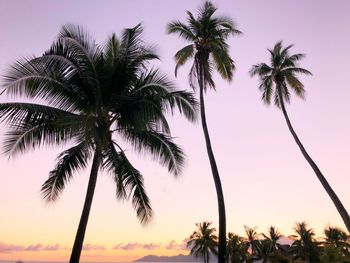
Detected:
[
  {"left": 167, "top": 2, "right": 241, "bottom": 262},
  {"left": 250, "top": 41, "right": 350, "bottom": 233},
  {"left": 0, "top": 24, "right": 197, "bottom": 263},
  {"left": 187, "top": 221, "right": 218, "bottom": 263}
]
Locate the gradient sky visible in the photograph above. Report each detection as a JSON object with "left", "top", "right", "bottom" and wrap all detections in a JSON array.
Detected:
[{"left": 1, "top": 0, "right": 350, "bottom": 262}]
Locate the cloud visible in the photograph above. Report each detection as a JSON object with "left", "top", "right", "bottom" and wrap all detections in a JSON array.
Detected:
[
  {"left": 164, "top": 239, "right": 189, "bottom": 250},
  {"left": 82, "top": 244, "right": 106, "bottom": 251},
  {"left": 0, "top": 242, "right": 23, "bottom": 253},
  {"left": 113, "top": 242, "right": 160, "bottom": 251},
  {"left": 0, "top": 242, "right": 63, "bottom": 253},
  {"left": 142, "top": 243, "right": 160, "bottom": 250},
  {"left": 113, "top": 243, "right": 140, "bottom": 250}
]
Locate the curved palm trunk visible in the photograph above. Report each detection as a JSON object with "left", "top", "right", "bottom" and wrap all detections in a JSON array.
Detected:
[
  {"left": 69, "top": 150, "right": 101, "bottom": 263},
  {"left": 277, "top": 87, "right": 350, "bottom": 233},
  {"left": 198, "top": 64, "right": 226, "bottom": 263}
]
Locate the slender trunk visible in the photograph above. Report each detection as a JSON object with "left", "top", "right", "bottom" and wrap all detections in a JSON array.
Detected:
[
  {"left": 198, "top": 61, "right": 226, "bottom": 263},
  {"left": 69, "top": 150, "right": 101, "bottom": 263},
  {"left": 277, "top": 86, "right": 350, "bottom": 233}
]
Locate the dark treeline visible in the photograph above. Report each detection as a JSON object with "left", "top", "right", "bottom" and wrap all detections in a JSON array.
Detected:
[{"left": 187, "top": 221, "right": 350, "bottom": 263}]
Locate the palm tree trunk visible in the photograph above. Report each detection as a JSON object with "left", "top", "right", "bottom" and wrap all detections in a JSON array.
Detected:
[
  {"left": 277, "top": 86, "right": 350, "bottom": 233},
  {"left": 69, "top": 150, "right": 101, "bottom": 263},
  {"left": 198, "top": 63, "right": 226, "bottom": 263}
]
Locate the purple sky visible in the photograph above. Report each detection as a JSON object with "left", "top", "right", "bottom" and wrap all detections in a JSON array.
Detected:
[{"left": 0, "top": 0, "right": 350, "bottom": 261}]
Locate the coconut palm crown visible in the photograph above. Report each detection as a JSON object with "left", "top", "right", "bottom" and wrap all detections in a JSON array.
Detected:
[
  {"left": 324, "top": 226, "right": 350, "bottom": 254},
  {"left": 187, "top": 221, "right": 218, "bottom": 263},
  {"left": 167, "top": 2, "right": 241, "bottom": 262},
  {"left": 250, "top": 41, "right": 350, "bottom": 234},
  {"left": 0, "top": 24, "right": 197, "bottom": 263},
  {"left": 250, "top": 41, "right": 312, "bottom": 107},
  {"left": 168, "top": 1, "right": 242, "bottom": 90}
]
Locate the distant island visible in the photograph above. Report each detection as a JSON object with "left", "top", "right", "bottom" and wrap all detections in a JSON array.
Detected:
[{"left": 134, "top": 253, "right": 201, "bottom": 262}]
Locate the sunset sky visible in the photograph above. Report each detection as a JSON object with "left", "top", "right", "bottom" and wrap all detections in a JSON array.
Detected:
[{"left": 1, "top": 0, "right": 350, "bottom": 262}]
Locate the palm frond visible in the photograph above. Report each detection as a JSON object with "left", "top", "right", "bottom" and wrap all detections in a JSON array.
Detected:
[
  {"left": 274, "top": 88, "right": 281, "bottom": 108},
  {"left": 42, "top": 39, "right": 101, "bottom": 110},
  {"left": 285, "top": 74, "right": 306, "bottom": 99},
  {"left": 249, "top": 63, "right": 272, "bottom": 77},
  {"left": 127, "top": 69, "right": 198, "bottom": 123},
  {"left": 198, "top": 1, "right": 217, "bottom": 23},
  {"left": 203, "top": 60, "right": 215, "bottom": 90},
  {"left": 174, "top": 44, "right": 194, "bottom": 77},
  {"left": 59, "top": 24, "right": 102, "bottom": 62},
  {"left": 0, "top": 103, "right": 82, "bottom": 156},
  {"left": 168, "top": 90, "right": 198, "bottom": 122},
  {"left": 59, "top": 25, "right": 103, "bottom": 92},
  {"left": 2, "top": 57, "right": 85, "bottom": 111},
  {"left": 289, "top": 53, "right": 306, "bottom": 61},
  {"left": 268, "top": 41, "right": 283, "bottom": 67},
  {"left": 280, "top": 43, "right": 294, "bottom": 58},
  {"left": 188, "top": 62, "right": 198, "bottom": 91},
  {"left": 58, "top": 24, "right": 104, "bottom": 107},
  {"left": 120, "top": 128, "right": 185, "bottom": 176},
  {"left": 215, "top": 16, "right": 242, "bottom": 36},
  {"left": 210, "top": 45, "right": 235, "bottom": 81},
  {"left": 281, "top": 53, "right": 306, "bottom": 68},
  {"left": 103, "top": 143, "right": 153, "bottom": 225},
  {"left": 121, "top": 23, "right": 157, "bottom": 65},
  {"left": 282, "top": 67, "right": 312, "bottom": 76},
  {"left": 259, "top": 77, "right": 273, "bottom": 105},
  {"left": 104, "top": 34, "right": 120, "bottom": 66},
  {"left": 41, "top": 142, "right": 91, "bottom": 202},
  {"left": 281, "top": 84, "right": 291, "bottom": 104},
  {"left": 167, "top": 21, "right": 197, "bottom": 42},
  {"left": 0, "top": 102, "right": 78, "bottom": 127},
  {"left": 2, "top": 122, "right": 77, "bottom": 157}
]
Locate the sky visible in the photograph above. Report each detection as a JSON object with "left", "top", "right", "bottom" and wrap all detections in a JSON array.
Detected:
[{"left": 0, "top": 0, "right": 350, "bottom": 262}]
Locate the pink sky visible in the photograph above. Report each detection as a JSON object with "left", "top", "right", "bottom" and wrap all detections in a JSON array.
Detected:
[{"left": 1, "top": 0, "right": 350, "bottom": 261}]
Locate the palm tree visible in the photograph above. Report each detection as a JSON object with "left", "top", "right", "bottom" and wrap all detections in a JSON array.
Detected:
[
  {"left": 188, "top": 221, "right": 218, "bottom": 263},
  {"left": 263, "top": 226, "right": 282, "bottom": 248},
  {"left": 324, "top": 226, "right": 349, "bottom": 255},
  {"left": 250, "top": 41, "right": 350, "bottom": 233},
  {"left": 167, "top": 2, "right": 241, "bottom": 262},
  {"left": 254, "top": 239, "right": 276, "bottom": 263},
  {"left": 0, "top": 24, "right": 197, "bottom": 263},
  {"left": 226, "top": 232, "right": 249, "bottom": 263},
  {"left": 292, "top": 222, "right": 320, "bottom": 262},
  {"left": 320, "top": 244, "right": 347, "bottom": 263},
  {"left": 244, "top": 226, "right": 259, "bottom": 256},
  {"left": 253, "top": 226, "right": 283, "bottom": 262},
  {"left": 324, "top": 226, "right": 349, "bottom": 246}
]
